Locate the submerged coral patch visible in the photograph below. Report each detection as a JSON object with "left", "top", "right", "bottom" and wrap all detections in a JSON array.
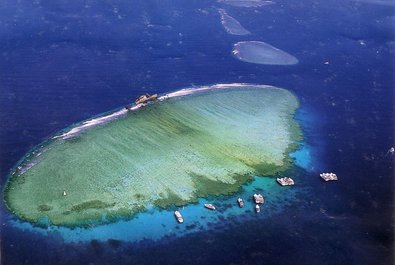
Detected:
[
  {"left": 232, "top": 41, "right": 298, "bottom": 65},
  {"left": 3, "top": 84, "right": 301, "bottom": 227},
  {"left": 219, "top": 9, "right": 250, "bottom": 35}
]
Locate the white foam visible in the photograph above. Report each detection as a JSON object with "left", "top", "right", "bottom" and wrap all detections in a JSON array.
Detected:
[
  {"left": 53, "top": 83, "right": 274, "bottom": 140},
  {"left": 18, "top": 161, "right": 37, "bottom": 175},
  {"left": 53, "top": 108, "right": 134, "bottom": 140},
  {"left": 218, "top": 9, "right": 250, "bottom": 35}
]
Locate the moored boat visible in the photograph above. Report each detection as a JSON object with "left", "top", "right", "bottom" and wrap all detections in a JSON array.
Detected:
[
  {"left": 204, "top": 203, "right": 216, "bottom": 210},
  {"left": 276, "top": 177, "right": 295, "bottom": 186},
  {"left": 174, "top": 210, "right": 184, "bottom": 223},
  {"left": 253, "top": 193, "right": 264, "bottom": 204},
  {"left": 255, "top": 204, "right": 260, "bottom": 213},
  {"left": 320, "top": 172, "right": 338, "bottom": 181},
  {"left": 237, "top": 197, "right": 244, "bottom": 208}
]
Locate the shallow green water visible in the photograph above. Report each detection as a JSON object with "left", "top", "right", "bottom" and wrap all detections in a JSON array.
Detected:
[{"left": 4, "top": 85, "right": 301, "bottom": 227}]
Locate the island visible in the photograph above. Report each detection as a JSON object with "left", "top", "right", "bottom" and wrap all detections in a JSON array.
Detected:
[{"left": 3, "top": 84, "right": 302, "bottom": 227}]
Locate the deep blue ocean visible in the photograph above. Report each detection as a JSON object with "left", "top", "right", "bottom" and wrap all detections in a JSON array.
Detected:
[{"left": 0, "top": 0, "right": 393, "bottom": 264}]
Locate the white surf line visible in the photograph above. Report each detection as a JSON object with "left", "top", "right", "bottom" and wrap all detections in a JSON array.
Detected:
[
  {"left": 162, "top": 83, "right": 273, "bottom": 98},
  {"left": 53, "top": 83, "right": 273, "bottom": 140},
  {"left": 53, "top": 107, "right": 138, "bottom": 140}
]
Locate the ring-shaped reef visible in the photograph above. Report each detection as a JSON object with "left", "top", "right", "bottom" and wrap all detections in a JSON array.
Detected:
[
  {"left": 232, "top": 41, "right": 298, "bottom": 65},
  {"left": 3, "top": 84, "right": 302, "bottom": 227}
]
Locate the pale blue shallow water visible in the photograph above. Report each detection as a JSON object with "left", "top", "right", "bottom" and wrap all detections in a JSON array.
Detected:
[{"left": 9, "top": 126, "right": 313, "bottom": 244}]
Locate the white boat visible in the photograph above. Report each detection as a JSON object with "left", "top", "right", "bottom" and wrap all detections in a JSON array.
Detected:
[
  {"left": 237, "top": 197, "right": 244, "bottom": 208},
  {"left": 276, "top": 177, "right": 295, "bottom": 186},
  {"left": 320, "top": 172, "right": 338, "bottom": 182},
  {"left": 204, "top": 203, "right": 216, "bottom": 210},
  {"left": 174, "top": 211, "right": 184, "bottom": 223},
  {"left": 255, "top": 204, "right": 260, "bottom": 213},
  {"left": 253, "top": 194, "right": 264, "bottom": 204}
]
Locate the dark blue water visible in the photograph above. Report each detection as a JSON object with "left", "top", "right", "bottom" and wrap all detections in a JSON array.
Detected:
[{"left": 0, "top": 0, "right": 393, "bottom": 264}]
